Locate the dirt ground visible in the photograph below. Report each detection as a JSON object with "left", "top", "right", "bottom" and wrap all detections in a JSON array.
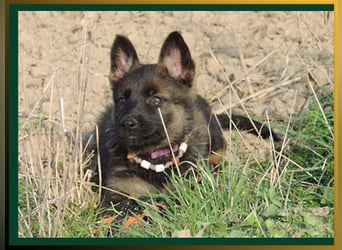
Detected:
[{"left": 18, "top": 10, "right": 333, "bottom": 127}]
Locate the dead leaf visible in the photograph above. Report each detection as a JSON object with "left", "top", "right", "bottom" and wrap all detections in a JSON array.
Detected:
[{"left": 310, "top": 206, "right": 330, "bottom": 216}]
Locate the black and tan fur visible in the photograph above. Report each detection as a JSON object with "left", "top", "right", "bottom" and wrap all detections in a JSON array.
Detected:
[{"left": 95, "top": 31, "right": 279, "bottom": 209}]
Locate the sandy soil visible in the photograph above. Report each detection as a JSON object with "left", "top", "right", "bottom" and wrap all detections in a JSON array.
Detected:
[{"left": 18, "top": 11, "right": 333, "bottom": 126}]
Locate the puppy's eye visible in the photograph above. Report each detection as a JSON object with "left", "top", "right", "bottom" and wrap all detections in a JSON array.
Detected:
[
  {"left": 117, "top": 96, "right": 126, "bottom": 104},
  {"left": 117, "top": 89, "right": 131, "bottom": 104},
  {"left": 151, "top": 96, "right": 161, "bottom": 106}
]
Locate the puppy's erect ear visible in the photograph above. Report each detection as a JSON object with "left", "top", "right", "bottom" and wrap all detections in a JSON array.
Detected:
[
  {"left": 110, "top": 35, "right": 139, "bottom": 81},
  {"left": 158, "top": 31, "right": 195, "bottom": 87}
]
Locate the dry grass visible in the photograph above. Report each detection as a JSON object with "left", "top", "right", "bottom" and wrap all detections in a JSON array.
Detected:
[{"left": 18, "top": 14, "right": 98, "bottom": 237}]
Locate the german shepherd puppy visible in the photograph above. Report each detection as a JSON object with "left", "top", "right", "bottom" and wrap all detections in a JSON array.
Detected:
[{"left": 96, "top": 31, "right": 279, "bottom": 210}]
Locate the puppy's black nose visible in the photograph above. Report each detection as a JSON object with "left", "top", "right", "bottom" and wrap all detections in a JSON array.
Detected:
[{"left": 120, "top": 117, "right": 138, "bottom": 130}]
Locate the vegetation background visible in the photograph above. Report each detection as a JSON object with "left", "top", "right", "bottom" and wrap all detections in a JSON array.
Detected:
[{"left": 17, "top": 11, "right": 334, "bottom": 238}]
